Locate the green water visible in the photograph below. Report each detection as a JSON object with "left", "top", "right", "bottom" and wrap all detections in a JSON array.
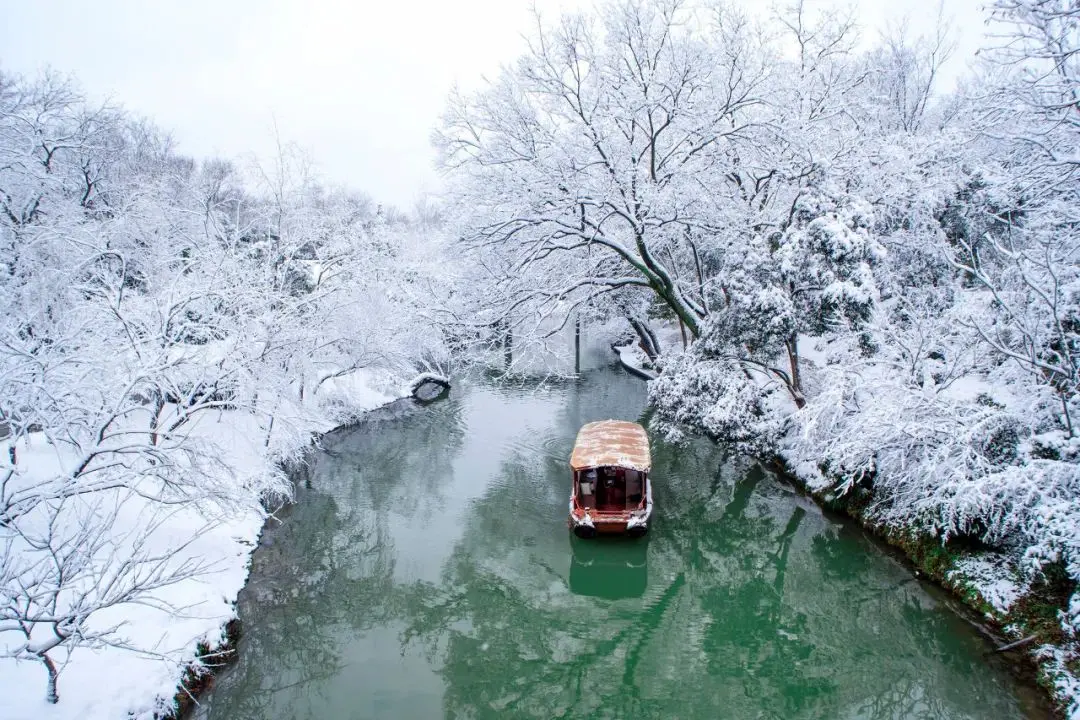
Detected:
[{"left": 201, "top": 369, "right": 1046, "bottom": 720}]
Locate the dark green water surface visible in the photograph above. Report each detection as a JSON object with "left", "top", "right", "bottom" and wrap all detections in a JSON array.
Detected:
[{"left": 201, "top": 369, "right": 1047, "bottom": 720}]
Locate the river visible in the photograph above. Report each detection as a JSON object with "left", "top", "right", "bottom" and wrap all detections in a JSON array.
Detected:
[{"left": 200, "top": 367, "right": 1048, "bottom": 719}]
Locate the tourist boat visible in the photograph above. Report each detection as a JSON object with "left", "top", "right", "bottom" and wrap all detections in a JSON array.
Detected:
[{"left": 567, "top": 420, "right": 652, "bottom": 538}]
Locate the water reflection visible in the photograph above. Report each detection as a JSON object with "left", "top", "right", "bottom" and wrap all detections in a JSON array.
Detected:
[
  {"left": 202, "top": 369, "right": 1046, "bottom": 720},
  {"left": 568, "top": 537, "right": 648, "bottom": 599}
]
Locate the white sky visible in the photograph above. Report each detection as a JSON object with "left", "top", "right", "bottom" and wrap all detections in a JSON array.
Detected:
[{"left": 1, "top": 0, "right": 986, "bottom": 208}]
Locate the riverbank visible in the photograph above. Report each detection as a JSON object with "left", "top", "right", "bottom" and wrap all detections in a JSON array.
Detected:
[
  {"left": 773, "top": 414, "right": 1075, "bottom": 716},
  {"left": 766, "top": 453, "right": 1072, "bottom": 718},
  {"left": 167, "top": 393, "right": 432, "bottom": 720},
  {"left": 624, "top": 350, "right": 1078, "bottom": 718},
  {"left": 0, "top": 369, "right": 413, "bottom": 720}
]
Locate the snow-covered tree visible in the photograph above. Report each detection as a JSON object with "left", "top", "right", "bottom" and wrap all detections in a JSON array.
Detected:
[
  {"left": 438, "top": 0, "right": 774, "bottom": 358},
  {"left": 0, "top": 69, "right": 454, "bottom": 703}
]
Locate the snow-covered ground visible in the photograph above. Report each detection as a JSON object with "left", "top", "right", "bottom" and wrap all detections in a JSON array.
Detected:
[
  {"left": 613, "top": 321, "right": 688, "bottom": 379},
  {"left": 0, "top": 369, "right": 406, "bottom": 720},
  {"left": 613, "top": 343, "right": 657, "bottom": 379},
  {"left": 947, "top": 555, "right": 1030, "bottom": 615}
]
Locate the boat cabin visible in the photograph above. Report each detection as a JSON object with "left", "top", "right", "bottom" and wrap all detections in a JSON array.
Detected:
[{"left": 568, "top": 420, "right": 652, "bottom": 538}]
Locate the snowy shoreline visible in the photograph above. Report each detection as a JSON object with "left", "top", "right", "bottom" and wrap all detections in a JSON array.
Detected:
[
  {"left": 778, "top": 454, "right": 1080, "bottom": 719},
  {"left": 165, "top": 389, "right": 429, "bottom": 720},
  {"left": 764, "top": 452, "right": 1068, "bottom": 712},
  {"left": 619, "top": 353, "right": 1075, "bottom": 718},
  {"left": 1, "top": 370, "right": 418, "bottom": 720}
]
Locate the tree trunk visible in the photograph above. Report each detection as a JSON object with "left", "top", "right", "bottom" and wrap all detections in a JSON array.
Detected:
[
  {"left": 503, "top": 324, "right": 513, "bottom": 369},
  {"left": 43, "top": 653, "right": 59, "bottom": 704},
  {"left": 628, "top": 317, "right": 661, "bottom": 362},
  {"left": 1060, "top": 390, "right": 1074, "bottom": 438},
  {"left": 632, "top": 234, "right": 703, "bottom": 338},
  {"left": 149, "top": 390, "right": 165, "bottom": 446},
  {"left": 784, "top": 335, "right": 806, "bottom": 409}
]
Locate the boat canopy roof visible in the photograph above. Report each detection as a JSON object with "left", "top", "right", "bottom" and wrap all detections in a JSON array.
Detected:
[{"left": 570, "top": 420, "right": 651, "bottom": 472}]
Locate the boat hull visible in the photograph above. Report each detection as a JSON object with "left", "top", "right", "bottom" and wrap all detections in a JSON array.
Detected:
[{"left": 568, "top": 482, "right": 652, "bottom": 539}]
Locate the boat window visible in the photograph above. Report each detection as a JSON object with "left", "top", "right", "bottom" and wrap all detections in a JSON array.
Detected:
[
  {"left": 626, "top": 470, "right": 643, "bottom": 505},
  {"left": 578, "top": 470, "right": 596, "bottom": 509},
  {"left": 595, "top": 467, "right": 626, "bottom": 509},
  {"left": 582, "top": 470, "right": 597, "bottom": 495}
]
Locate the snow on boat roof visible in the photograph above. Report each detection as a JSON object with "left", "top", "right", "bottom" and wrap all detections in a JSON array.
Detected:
[{"left": 570, "top": 420, "right": 651, "bottom": 471}]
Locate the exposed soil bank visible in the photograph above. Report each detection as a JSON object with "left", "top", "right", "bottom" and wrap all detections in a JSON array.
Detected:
[{"left": 161, "top": 620, "right": 242, "bottom": 720}]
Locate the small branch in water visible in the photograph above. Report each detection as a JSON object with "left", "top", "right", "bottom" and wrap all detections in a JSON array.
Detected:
[{"left": 991, "top": 634, "right": 1040, "bottom": 654}]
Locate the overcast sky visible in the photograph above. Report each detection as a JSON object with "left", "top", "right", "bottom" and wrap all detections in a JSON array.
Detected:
[{"left": 2, "top": 0, "right": 987, "bottom": 208}]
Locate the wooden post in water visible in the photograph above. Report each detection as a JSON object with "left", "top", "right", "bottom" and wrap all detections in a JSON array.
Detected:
[{"left": 575, "top": 313, "right": 582, "bottom": 374}]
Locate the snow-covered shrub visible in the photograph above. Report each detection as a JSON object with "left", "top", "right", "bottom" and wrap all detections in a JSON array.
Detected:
[{"left": 650, "top": 350, "right": 785, "bottom": 454}]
